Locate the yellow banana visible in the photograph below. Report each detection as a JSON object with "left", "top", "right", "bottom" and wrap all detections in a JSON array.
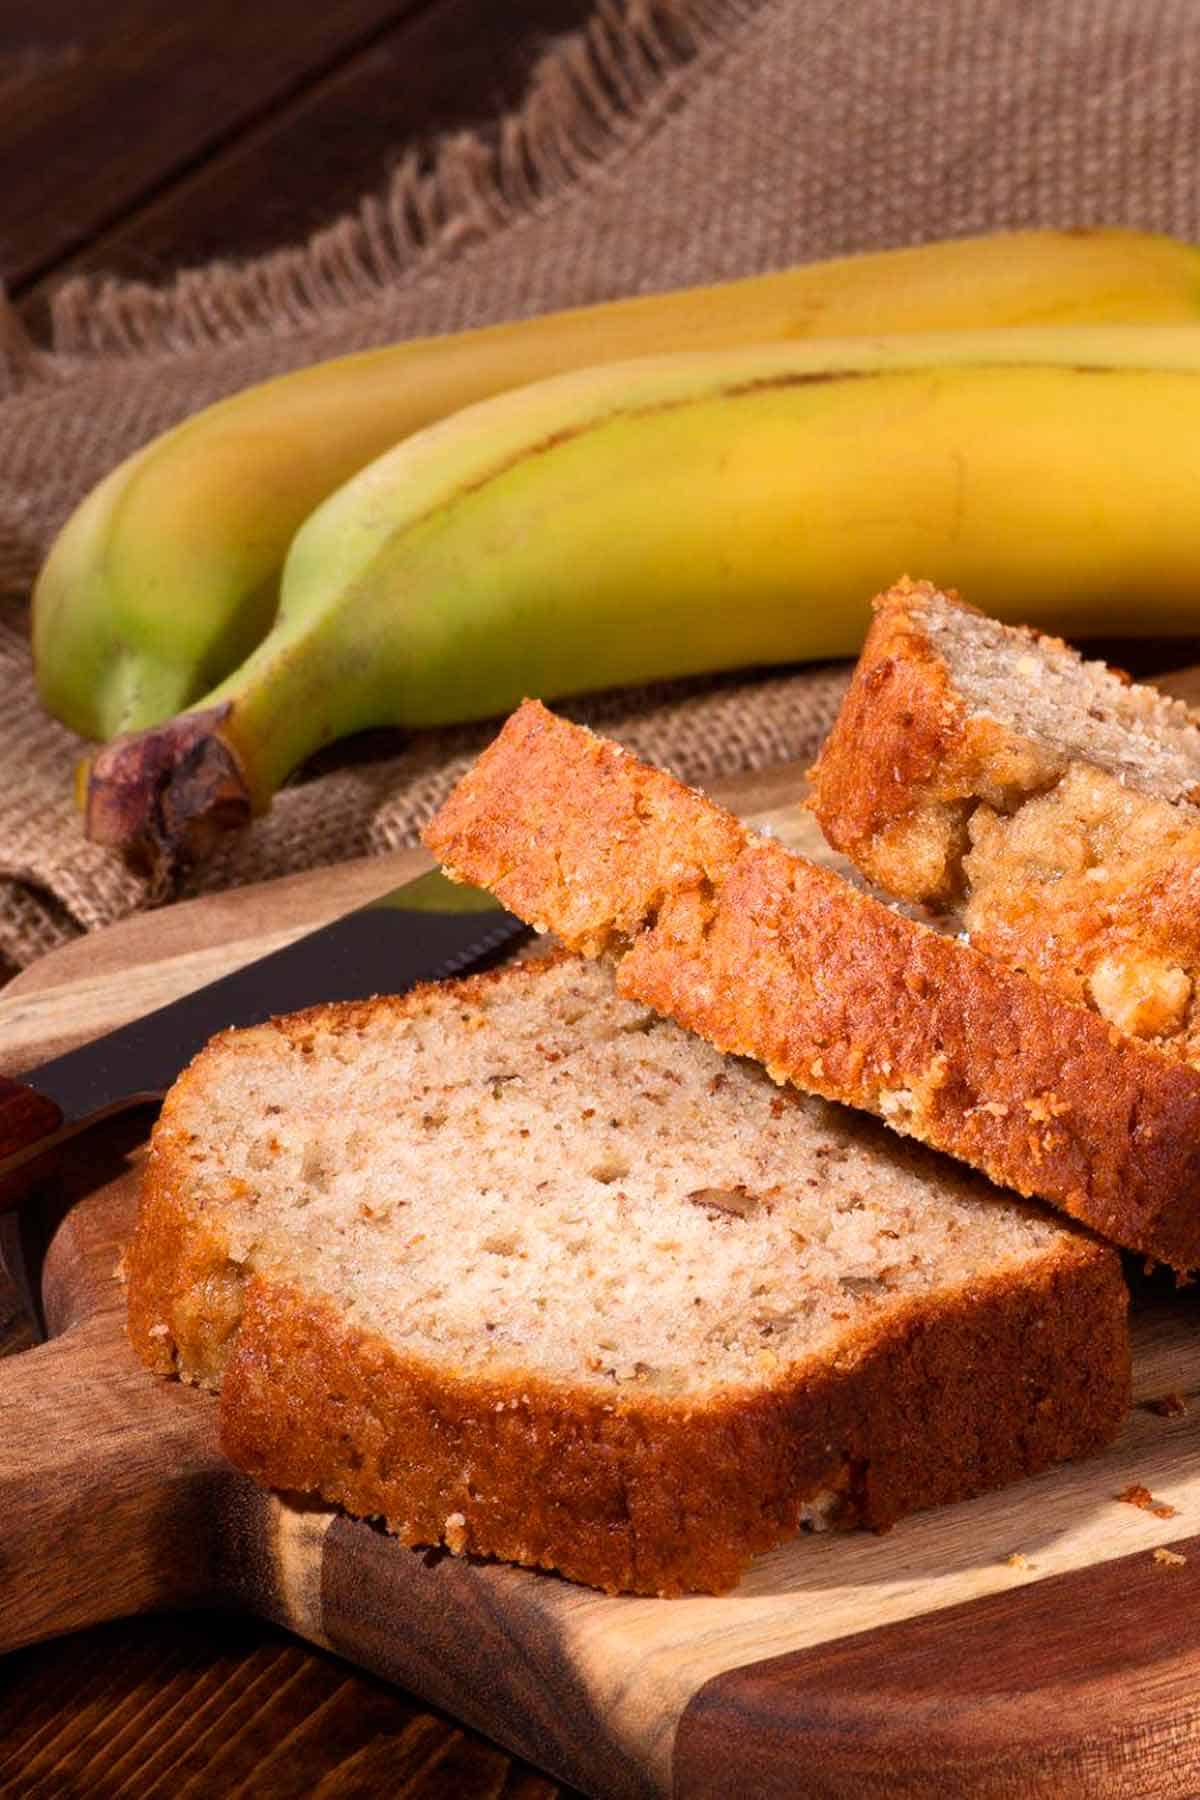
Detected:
[
  {"left": 84, "top": 324, "right": 1200, "bottom": 875},
  {"left": 34, "top": 228, "right": 1200, "bottom": 741}
]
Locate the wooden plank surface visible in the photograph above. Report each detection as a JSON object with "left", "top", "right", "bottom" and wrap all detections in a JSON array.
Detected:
[
  {"left": 674, "top": 1528, "right": 1200, "bottom": 1798},
  {"left": 16, "top": 0, "right": 599, "bottom": 313},
  {"left": 8, "top": 0, "right": 602, "bottom": 348},
  {"left": 0, "top": 1615, "right": 564, "bottom": 1799},
  {"left": 0, "top": 0, "right": 419, "bottom": 291}
]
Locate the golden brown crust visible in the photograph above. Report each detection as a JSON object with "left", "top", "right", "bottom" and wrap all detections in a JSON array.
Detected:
[
  {"left": 426, "top": 700, "right": 1200, "bottom": 1269},
  {"left": 807, "top": 578, "right": 1068, "bottom": 903},
  {"left": 808, "top": 581, "right": 1200, "bottom": 1065},
  {"left": 126, "top": 1135, "right": 242, "bottom": 1380},
  {"left": 214, "top": 1244, "right": 1125, "bottom": 1597},
  {"left": 126, "top": 942, "right": 1129, "bottom": 1597}
]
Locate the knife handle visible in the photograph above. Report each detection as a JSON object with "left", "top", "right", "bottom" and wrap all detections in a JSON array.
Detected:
[{"left": 0, "top": 1075, "right": 64, "bottom": 1210}]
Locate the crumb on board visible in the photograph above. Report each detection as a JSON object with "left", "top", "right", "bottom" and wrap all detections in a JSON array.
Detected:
[
  {"left": 1005, "top": 1552, "right": 1030, "bottom": 1570},
  {"left": 1117, "top": 1483, "right": 1179, "bottom": 1520},
  {"left": 1144, "top": 1392, "right": 1189, "bottom": 1418},
  {"left": 1153, "top": 1547, "right": 1187, "bottom": 1569}
]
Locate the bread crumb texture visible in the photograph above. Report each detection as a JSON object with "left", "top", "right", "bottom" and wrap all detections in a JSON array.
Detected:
[
  {"left": 426, "top": 696, "right": 1200, "bottom": 1269},
  {"left": 127, "top": 956, "right": 1128, "bottom": 1596}
]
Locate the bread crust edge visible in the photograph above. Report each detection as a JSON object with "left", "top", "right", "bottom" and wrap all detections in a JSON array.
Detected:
[
  {"left": 125, "top": 965, "right": 1129, "bottom": 1598},
  {"left": 426, "top": 698, "right": 1200, "bottom": 1269},
  {"left": 808, "top": 577, "right": 1082, "bottom": 903},
  {"left": 143, "top": 1235, "right": 1127, "bottom": 1598}
]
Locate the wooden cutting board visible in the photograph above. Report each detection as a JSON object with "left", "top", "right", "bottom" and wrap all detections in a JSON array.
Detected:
[{"left": 2, "top": 755, "right": 1200, "bottom": 1800}]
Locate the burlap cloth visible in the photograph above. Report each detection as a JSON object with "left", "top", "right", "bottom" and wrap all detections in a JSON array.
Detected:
[{"left": 3, "top": 0, "right": 1199, "bottom": 984}]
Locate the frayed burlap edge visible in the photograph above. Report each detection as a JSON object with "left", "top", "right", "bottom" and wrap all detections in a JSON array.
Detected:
[{"left": 1, "top": 0, "right": 764, "bottom": 382}]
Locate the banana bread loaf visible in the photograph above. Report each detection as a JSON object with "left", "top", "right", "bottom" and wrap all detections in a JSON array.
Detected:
[
  {"left": 426, "top": 699, "right": 1200, "bottom": 1269},
  {"left": 126, "top": 954, "right": 1127, "bottom": 1597},
  {"left": 809, "top": 579, "right": 1200, "bottom": 1065}
]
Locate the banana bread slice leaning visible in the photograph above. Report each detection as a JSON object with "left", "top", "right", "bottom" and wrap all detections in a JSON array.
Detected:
[
  {"left": 425, "top": 700, "right": 1200, "bottom": 1270},
  {"left": 127, "top": 954, "right": 1127, "bottom": 1598},
  {"left": 809, "top": 579, "right": 1200, "bottom": 1066}
]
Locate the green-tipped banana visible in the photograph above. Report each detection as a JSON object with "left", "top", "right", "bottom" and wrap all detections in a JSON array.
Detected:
[
  {"left": 85, "top": 324, "right": 1200, "bottom": 875},
  {"left": 34, "top": 228, "right": 1200, "bottom": 741}
]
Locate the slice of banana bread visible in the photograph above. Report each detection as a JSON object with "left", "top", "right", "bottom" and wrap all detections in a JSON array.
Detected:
[
  {"left": 126, "top": 954, "right": 1127, "bottom": 1598},
  {"left": 425, "top": 700, "right": 1200, "bottom": 1269},
  {"left": 809, "top": 580, "right": 1200, "bottom": 1063}
]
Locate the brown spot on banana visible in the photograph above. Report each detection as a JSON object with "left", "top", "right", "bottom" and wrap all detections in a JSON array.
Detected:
[
  {"left": 85, "top": 704, "right": 252, "bottom": 884},
  {"left": 445, "top": 371, "right": 878, "bottom": 510}
]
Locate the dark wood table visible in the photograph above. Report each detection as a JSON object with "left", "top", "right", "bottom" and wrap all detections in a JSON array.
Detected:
[{"left": 0, "top": 5, "right": 592, "bottom": 1792}]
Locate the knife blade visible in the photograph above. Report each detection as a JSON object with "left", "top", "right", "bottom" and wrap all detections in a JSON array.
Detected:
[{"left": 0, "top": 864, "right": 528, "bottom": 1230}]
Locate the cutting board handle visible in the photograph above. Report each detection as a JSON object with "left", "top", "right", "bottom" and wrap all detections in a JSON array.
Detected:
[{"left": 0, "top": 1317, "right": 226, "bottom": 1653}]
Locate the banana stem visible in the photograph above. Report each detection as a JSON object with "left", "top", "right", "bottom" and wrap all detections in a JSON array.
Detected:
[
  {"left": 85, "top": 706, "right": 252, "bottom": 879},
  {"left": 82, "top": 600, "right": 363, "bottom": 878}
]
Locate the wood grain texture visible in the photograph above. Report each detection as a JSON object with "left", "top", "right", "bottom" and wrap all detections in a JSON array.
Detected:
[
  {"left": 19, "top": 0, "right": 600, "bottom": 310},
  {"left": 0, "top": 0, "right": 417, "bottom": 290},
  {"left": 0, "top": 1613, "right": 574, "bottom": 1799},
  {"left": 676, "top": 1533, "right": 1200, "bottom": 1798},
  {"left": 318, "top": 1519, "right": 657, "bottom": 1799}
]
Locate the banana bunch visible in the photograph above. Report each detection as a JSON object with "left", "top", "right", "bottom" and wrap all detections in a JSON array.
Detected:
[
  {"left": 34, "top": 227, "right": 1200, "bottom": 742},
  {"left": 84, "top": 324, "right": 1200, "bottom": 875}
]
